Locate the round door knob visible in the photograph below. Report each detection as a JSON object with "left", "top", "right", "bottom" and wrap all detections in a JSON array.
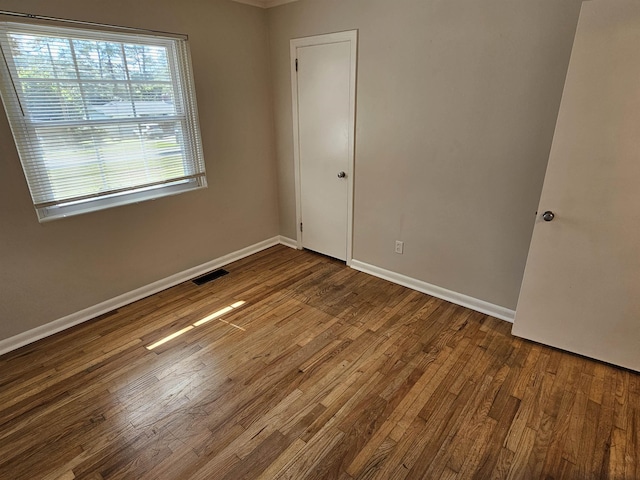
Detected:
[
  {"left": 542, "top": 211, "right": 555, "bottom": 222},
  {"left": 337, "top": 171, "right": 346, "bottom": 178}
]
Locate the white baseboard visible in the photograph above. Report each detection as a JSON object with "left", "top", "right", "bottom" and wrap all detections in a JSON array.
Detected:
[
  {"left": 279, "top": 236, "right": 299, "bottom": 249},
  {"left": 0, "top": 237, "right": 286, "bottom": 357},
  {"left": 0, "top": 240, "right": 514, "bottom": 357},
  {"left": 350, "top": 260, "right": 515, "bottom": 323}
]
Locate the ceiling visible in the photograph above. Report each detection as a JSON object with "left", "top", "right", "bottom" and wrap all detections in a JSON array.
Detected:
[{"left": 231, "top": 0, "right": 299, "bottom": 8}]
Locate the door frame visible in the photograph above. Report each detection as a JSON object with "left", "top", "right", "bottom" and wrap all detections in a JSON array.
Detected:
[{"left": 290, "top": 30, "right": 358, "bottom": 265}]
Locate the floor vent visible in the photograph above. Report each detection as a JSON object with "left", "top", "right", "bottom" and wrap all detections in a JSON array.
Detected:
[{"left": 192, "top": 269, "right": 229, "bottom": 286}]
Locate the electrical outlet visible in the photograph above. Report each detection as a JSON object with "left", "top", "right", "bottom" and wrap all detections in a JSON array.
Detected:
[{"left": 395, "top": 240, "right": 404, "bottom": 254}]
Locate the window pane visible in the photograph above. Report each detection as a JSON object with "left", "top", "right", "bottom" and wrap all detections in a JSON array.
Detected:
[
  {"left": 9, "top": 34, "right": 76, "bottom": 80},
  {"left": 124, "top": 44, "right": 171, "bottom": 82},
  {"left": 23, "top": 82, "right": 85, "bottom": 121},
  {"left": 131, "top": 84, "right": 176, "bottom": 116},
  {"left": 72, "top": 40, "right": 127, "bottom": 80},
  {"left": 83, "top": 82, "right": 133, "bottom": 119}
]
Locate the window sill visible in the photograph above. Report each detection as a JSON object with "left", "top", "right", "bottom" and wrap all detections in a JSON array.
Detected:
[{"left": 37, "top": 178, "right": 207, "bottom": 222}]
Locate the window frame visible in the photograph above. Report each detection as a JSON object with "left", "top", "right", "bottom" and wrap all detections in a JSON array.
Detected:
[{"left": 0, "top": 20, "right": 206, "bottom": 222}]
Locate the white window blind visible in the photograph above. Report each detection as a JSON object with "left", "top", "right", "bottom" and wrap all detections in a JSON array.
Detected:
[{"left": 0, "top": 21, "right": 206, "bottom": 221}]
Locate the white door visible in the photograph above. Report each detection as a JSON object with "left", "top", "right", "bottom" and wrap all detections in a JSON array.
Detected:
[
  {"left": 292, "top": 32, "right": 357, "bottom": 262},
  {"left": 513, "top": 0, "right": 640, "bottom": 372}
]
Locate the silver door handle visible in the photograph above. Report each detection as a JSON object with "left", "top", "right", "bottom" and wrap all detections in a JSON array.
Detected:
[{"left": 337, "top": 171, "right": 346, "bottom": 178}]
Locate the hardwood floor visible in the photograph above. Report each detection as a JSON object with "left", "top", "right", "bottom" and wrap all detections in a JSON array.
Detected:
[{"left": 0, "top": 245, "right": 638, "bottom": 479}]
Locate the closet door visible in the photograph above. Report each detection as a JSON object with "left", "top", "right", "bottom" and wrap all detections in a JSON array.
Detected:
[{"left": 291, "top": 31, "right": 357, "bottom": 262}]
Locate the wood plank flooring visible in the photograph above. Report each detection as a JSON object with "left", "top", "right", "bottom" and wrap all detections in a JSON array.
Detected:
[{"left": 0, "top": 245, "right": 638, "bottom": 479}]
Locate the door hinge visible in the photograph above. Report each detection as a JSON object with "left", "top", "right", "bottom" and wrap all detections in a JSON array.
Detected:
[
  {"left": 300, "top": 222, "right": 303, "bottom": 232},
  {"left": 295, "top": 58, "right": 298, "bottom": 72}
]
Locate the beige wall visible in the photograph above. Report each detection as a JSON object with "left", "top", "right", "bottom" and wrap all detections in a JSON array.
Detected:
[
  {"left": 268, "top": 0, "right": 582, "bottom": 309},
  {"left": 0, "top": 0, "right": 279, "bottom": 340}
]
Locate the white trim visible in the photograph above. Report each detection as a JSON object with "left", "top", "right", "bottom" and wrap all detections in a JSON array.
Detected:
[
  {"left": 290, "top": 39, "right": 304, "bottom": 252},
  {"left": 0, "top": 237, "right": 282, "bottom": 356},
  {"left": 279, "top": 236, "right": 299, "bottom": 249},
  {"left": 264, "top": 0, "right": 299, "bottom": 7},
  {"left": 231, "top": 0, "right": 266, "bottom": 7},
  {"left": 290, "top": 30, "right": 358, "bottom": 266},
  {"left": 231, "top": 0, "right": 299, "bottom": 7},
  {"left": 350, "top": 260, "right": 516, "bottom": 323}
]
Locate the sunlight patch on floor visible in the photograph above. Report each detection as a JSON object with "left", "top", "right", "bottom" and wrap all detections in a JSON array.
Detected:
[{"left": 146, "top": 300, "right": 247, "bottom": 350}]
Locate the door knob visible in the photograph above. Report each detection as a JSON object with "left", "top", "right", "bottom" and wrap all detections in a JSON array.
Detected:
[
  {"left": 542, "top": 211, "right": 555, "bottom": 222},
  {"left": 337, "top": 171, "right": 346, "bottom": 178}
]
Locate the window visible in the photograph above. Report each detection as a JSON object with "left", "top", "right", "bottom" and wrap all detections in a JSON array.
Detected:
[{"left": 0, "top": 21, "right": 206, "bottom": 222}]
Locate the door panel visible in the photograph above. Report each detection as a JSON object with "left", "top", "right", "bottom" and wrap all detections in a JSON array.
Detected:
[
  {"left": 513, "top": 0, "right": 640, "bottom": 371},
  {"left": 297, "top": 41, "right": 352, "bottom": 261}
]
